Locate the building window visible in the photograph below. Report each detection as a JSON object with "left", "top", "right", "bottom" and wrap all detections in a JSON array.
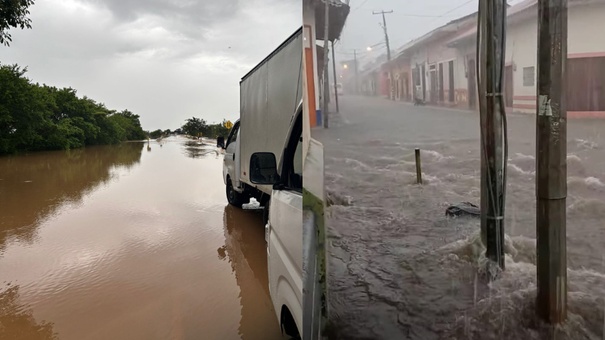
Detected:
[{"left": 523, "top": 67, "right": 535, "bottom": 86}]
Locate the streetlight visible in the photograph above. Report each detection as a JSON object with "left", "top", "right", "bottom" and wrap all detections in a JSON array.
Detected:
[{"left": 343, "top": 64, "right": 348, "bottom": 69}]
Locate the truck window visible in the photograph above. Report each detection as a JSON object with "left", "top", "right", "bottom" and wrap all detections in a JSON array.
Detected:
[
  {"left": 282, "top": 114, "right": 302, "bottom": 192},
  {"left": 293, "top": 136, "right": 302, "bottom": 177},
  {"left": 226, "top": 123, "right": 239, "bottom": 146}
]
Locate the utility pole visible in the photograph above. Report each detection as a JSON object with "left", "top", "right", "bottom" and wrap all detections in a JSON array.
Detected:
[
  {"left": 372, "top": 10, "right": 393, "bottom": 61},
  {"left": 331, "top": 41, "right": 339, "bottom": 113},
  {"left": 322, "top": 0, "right": 330, "bottom": 128},
  {"left": 373, "top": 10, "right": 393, "bottom": 100},
  {"left": 477, "top": 0, "right": 508, "bottom": 272},
  {"left": 536, "top": 0, "right": 568, "bottom": 324}
]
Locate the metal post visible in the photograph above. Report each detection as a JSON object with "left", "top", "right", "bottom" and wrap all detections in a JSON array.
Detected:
[
  {"left": 332, "top": 40, "right": 339, "bottom": 113},
  {"left": 477, "top": 0, "right": 507, "bottom": 272},
  {"left": 415, "top": 148, "right": 422, "bottom": 184},
  {"left": 536, "top": 0, "right": 568, "bottom": 324},
  {"left": 322, "top": 0, "right": 330, "bottom": 129}
]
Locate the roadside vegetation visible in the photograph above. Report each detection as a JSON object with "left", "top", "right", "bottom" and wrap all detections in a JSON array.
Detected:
[
  {"left": 179, "top": 117, "right": 231, "bottom": 140},
  {"left": 0, "top": 64, "right": 147, "bottom": 155}
]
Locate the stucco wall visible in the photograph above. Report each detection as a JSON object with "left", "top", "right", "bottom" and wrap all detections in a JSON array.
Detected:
[{"left": 507, "top": 2, "right": 605, "bottom": 112}]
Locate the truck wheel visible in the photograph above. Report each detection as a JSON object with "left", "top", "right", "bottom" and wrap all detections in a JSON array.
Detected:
[{"left": 226, "top": 178, "right": 246, "bottom": 208}]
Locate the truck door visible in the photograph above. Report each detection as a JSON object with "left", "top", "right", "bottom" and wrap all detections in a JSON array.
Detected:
[
  {"left": 267, "top": 113, "right": 303, "bottom": 335},
  {"left": 224, "top": 121, "right": 241, "bottom": 188}
]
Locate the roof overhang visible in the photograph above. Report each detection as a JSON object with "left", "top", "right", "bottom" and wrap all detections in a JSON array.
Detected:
[
  {"left": 446, "top": 0, "right": 602, "bottom": 48},
  {"left": 314, "top": 0, "right": 351, "bottom": 41}
]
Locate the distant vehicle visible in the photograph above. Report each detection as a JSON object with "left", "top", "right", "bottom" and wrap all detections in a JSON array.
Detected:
[
  {"left": 333, "top": 82, "right": 344, "bottom": 96},
  {"left": 222, "top": 28, "right": 303, "bottom": 338}
]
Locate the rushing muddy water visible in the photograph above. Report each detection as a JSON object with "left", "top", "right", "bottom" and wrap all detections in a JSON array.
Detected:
[
  {"left": 314, "top": 96, "right": 605, "bottom": 340},
  {"left": 0, "top": 137, "right": 283, "bottom": 340}
]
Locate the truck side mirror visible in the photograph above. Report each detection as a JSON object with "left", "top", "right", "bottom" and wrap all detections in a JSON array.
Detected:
[
  {"left": 217, "top": 136, "right": 225, "bottom": 149},
  {"left": 250, "top": 152, "right": 279, "bottom": 185}
]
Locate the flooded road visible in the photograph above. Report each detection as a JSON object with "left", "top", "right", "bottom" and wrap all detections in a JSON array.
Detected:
[
  {"left": 0, "top": 137, "right": 284, "bottom": 340},
  {"left": 314, "top": 96, "right": 605, "bottom": 340}
]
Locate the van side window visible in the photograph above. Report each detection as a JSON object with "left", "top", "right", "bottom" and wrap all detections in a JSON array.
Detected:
[
  {"left": 226, "top": 123, "right": 239, "bottom": 147},
  {"left": 282, "top": 114, "right": 302, "bottom": 192},
  {"left": 293, "top": 136, "right": 302, "bottom": 177}
]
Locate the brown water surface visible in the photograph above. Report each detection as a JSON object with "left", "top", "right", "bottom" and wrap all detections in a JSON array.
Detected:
[{"left": 0, "top": 137, "right": 283, "bottom": 340}]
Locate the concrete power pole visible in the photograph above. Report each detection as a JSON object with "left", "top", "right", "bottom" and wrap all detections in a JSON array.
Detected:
[
  {"left": 536, "top": 0, "right": 568, "bottom": 324},
  {"left": 322, "top": 0, "right": 331, "bottom": 129},
  {"left": 332, "top": 41, "right": 339, "bottom": 113},
  {"left": 373, "top": 10, "right": 393, "bottom": 100},
  {"left": 373, "top": 10, "right": 393, "bottom": 61},
  {"left": 477, "top": 0, "right": 508, "bottom": 272}
]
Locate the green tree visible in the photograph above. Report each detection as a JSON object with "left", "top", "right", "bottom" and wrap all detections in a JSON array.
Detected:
[
  {"left": 1, "top": 0, "right": 35, "bottom": 46},
  {"left": 0, "top": 62, "right": 148, "bottom": 154},
  {"left": 182, "top": 117, "right": 207, "bottom": 137},
  {"left": 149, "top": 129, "right": 163, "bottom": 139}
]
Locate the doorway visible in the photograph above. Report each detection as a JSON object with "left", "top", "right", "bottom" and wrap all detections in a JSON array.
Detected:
[
  {"left": 438, "top": 63, "right": 445, "bottom": 102},
  {"left": 468, "top": 58, "right": 477, "bottom": 110}
]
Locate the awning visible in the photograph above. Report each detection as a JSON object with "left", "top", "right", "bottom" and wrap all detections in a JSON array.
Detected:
[{"left": 314, "top": 0, "right": 351, "bottom": 42}]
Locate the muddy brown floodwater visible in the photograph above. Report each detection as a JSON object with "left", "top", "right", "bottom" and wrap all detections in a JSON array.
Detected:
[
  {"left": 315, "top": 96, "right": 605, "bottom": 340},
  {"left": 0, "top": 137, "right": 284, "bottom": 340}
]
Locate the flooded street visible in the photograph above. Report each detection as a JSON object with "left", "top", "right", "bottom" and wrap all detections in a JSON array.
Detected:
[
  {"left": 314, "top": 96, "right": 605, "bottom": 339},
  {"left": 0, "top": 137, "right": 283, "bottom": 340}
]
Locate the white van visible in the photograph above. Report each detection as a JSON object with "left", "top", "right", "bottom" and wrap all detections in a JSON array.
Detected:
[
  {"left": 249, "top": 108, "right": 303, "bottom": 338},
  {"left": 222, "top": 28, "right": 304, "bottom": 338}
]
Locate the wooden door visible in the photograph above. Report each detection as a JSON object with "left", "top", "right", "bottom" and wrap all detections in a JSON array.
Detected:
[
  {"left": 567, "top": 57, "right": 605, "bottom": 111},
  {"left": 430, "top": 70, "right": 438, "bottom": 103},
  {"left": 438, "top": 63, "right": 445, "bottom": 102},
  {"left": 468, "top": 58, "right": 477, "bottom": 110},
  {"left": 449, "top": 60, "right": 455, "bottom": 102}
]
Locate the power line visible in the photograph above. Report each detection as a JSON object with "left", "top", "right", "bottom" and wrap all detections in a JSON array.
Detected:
[
  {"left": 388, "top": 0, "right": 477, "bottom": 50},
  {"left": 351, "top": 0, "right": 370, "bottom": 13}
]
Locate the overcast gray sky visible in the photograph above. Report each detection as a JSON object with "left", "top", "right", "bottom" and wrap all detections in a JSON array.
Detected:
[
  {"left": 0, "top": 0, "right": 299, "bottom": 130},
  {"left": 335, "top": 0, "right": 524, "bottom": 68}
]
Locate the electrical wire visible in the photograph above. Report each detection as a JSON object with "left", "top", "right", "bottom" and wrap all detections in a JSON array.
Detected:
[{"left": 477, "top": 0, "right": 508, "bottom": 273}]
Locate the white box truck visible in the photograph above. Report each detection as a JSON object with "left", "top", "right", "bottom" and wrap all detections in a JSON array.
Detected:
[
  {"left": 223, "top": 28, "right": 303, "bottom": 214},
  {"left": 222, "top": 28, "right": 304, "bottom": 338}
]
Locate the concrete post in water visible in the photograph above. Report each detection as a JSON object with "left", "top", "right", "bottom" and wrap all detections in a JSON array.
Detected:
[
  {"left": 477, "top": 0, "right": 508, "bottom": 271},
  {"left": 331, "top": 40, "right": 339, "bottom": 113},
  {"left": 415, "top": 148, "right": 422, "bottom": 185},
  {"left": 322, "top": 0, "right": 330, "bottom": 129},
  {"left": 536, "top": 0, "right": 568, "bottom": 324}
]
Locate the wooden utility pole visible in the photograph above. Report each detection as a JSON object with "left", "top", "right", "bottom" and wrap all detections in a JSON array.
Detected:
[
  {"left": 322, "top": 0, "right": 330, "bottom": 128},
  {"left": 536, "top": 0, "right": 568, "bottom": 324},
  {"left": 477, "top": 0, "right": 508, "bottom": 271},
  {"left": 331, "top": 41, "right": 339, "bottom": 113},
  {"left": 372, "top": 10, "right": 393, "bottom": 61}
]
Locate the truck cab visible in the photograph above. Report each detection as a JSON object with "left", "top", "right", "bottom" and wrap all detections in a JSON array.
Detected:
[
  {"left": 249, "top": 107, "right": 302, "bottom": 338},
  {"left": 223, "top": 120, "right": 246, "bottom": 207}
]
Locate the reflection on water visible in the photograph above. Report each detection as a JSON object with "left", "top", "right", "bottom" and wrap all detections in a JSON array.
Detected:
[
  {"left": 0, "top": 285, "right": 58, "bottom": 340},
  {"left": 0, "top": 143, "right": 144, "bottom": 254},
  {"left": 222, "top": 205, "right": 284, "bottom": 340},
  {"left": 183, "top": 140, "right": 220, "bottom": 159},
  {"left": 0, "top": 137, "right": 281, "bottom": 339}
]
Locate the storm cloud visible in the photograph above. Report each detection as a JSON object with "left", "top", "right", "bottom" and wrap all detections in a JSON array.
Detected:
[{"left": 0, "top": 0, "right": 300, "bottom": 130}]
